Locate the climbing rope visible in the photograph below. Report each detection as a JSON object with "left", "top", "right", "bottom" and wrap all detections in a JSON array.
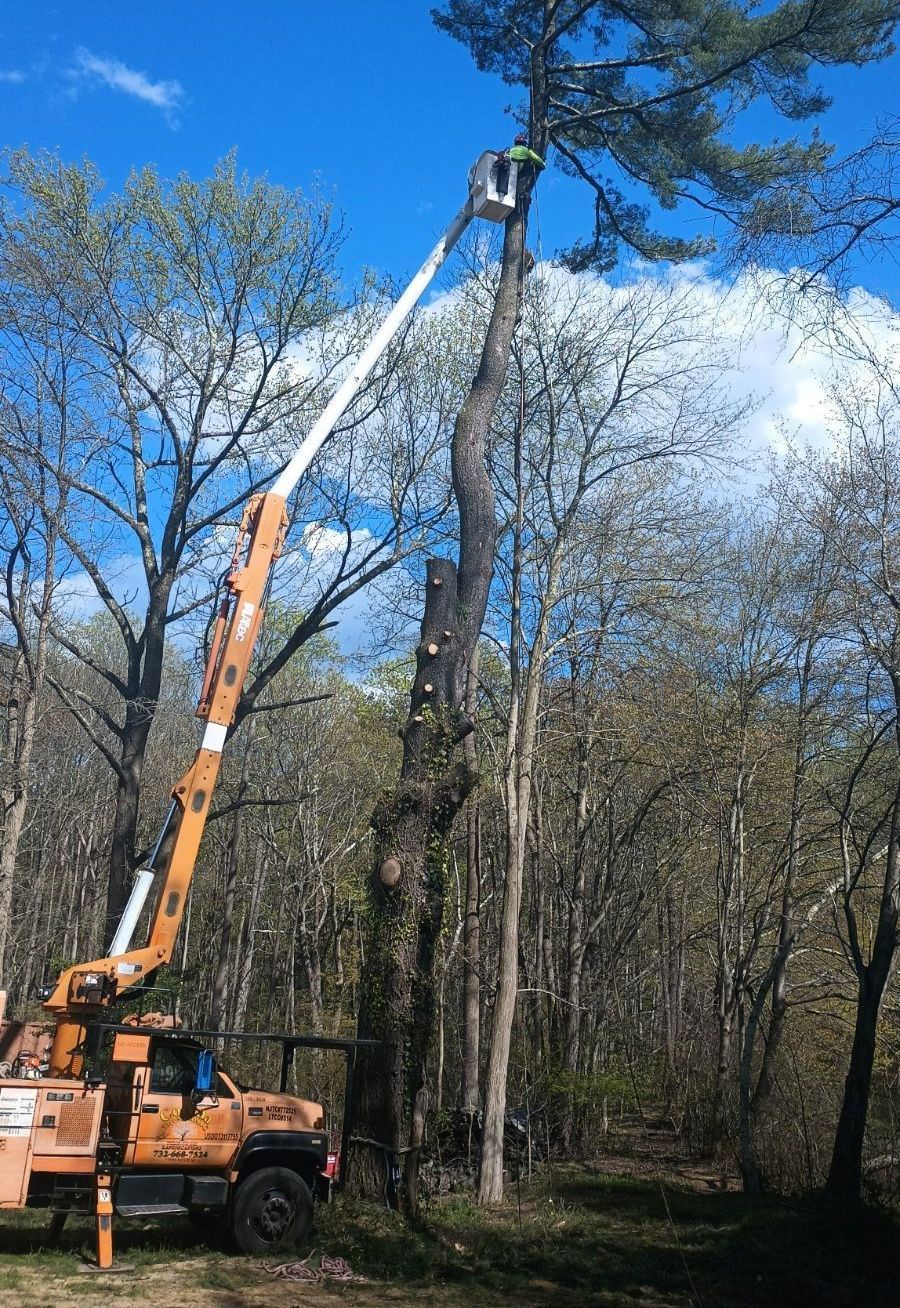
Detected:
[
  {"left": 349, "top": 1134, "right": 417, "bottom": 1208},
  {"left": 256, "top": 1252, "right": 368, "bottom": 1283}
]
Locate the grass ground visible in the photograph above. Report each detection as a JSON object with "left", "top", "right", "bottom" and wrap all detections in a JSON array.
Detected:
[{"left": 1, "top": 1159, "right": 899, "bottom": 1308}]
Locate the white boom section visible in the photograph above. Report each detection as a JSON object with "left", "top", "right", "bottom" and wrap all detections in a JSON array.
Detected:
[
  {"left": 108, "top": 868, "right": 155, "bottom": 957},
  {"left": 271, "top": 208, "right": 473, "bottom": 498},
  {"left": 106, "top": 153, "right": 516, "bottom": 960},
  {"left": 272, "top": 146, "right": 517, "bottom": 498}
]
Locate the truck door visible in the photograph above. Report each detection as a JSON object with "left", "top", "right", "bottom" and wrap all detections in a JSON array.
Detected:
[{"left": 131, "top": 1042, "right": 241, "bottom": 1170}]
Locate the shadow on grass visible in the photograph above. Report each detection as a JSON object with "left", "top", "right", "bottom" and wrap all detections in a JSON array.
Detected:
[
  {"left": 318, "top": 1168, "right": 900, "bottom": 1308},
  {"left": 0, "top": 1209, "right": 230, "bottom": 1266},
  {"left": 2, "top": 1173, "right": 899, "bottom": 1308}
]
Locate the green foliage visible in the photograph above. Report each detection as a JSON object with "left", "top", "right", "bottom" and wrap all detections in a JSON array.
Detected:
[
  {"left": 433, "top": 0, "right": 898, "bottom": 269},
  {"left": 1, "top": 148, "right": 342, "bottom": 335},
  {"left": 550, "top": 1063, "right": 642, "bottom": 1111}
]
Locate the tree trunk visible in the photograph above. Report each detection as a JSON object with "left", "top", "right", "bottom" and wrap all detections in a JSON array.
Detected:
[
  {"left": 528, "top": 799, "right": 546, "bottom": 1074},
  {"left": 229, "top": 844, "right": 267, "bottom": 1032},
  {"left": 0, "top": 523, "right": 56, "bottom": 983},
  {"left": 827, "top": 971, "right": 885, "bottom": 1198},
  {"left": 349, "top": 197, "right": 530, "bottom": 1211},
  {"left": 350, "top": 556, "right": 476, "bottom": 1207},
  {"left": 711, "top": 758, "right": 748, "bottom": 1154},
  {"left": 104, "top": 583, "right": 171, "bottom": 948},
  {"left": 740, "top": 737, "right": 805, "bottom": 1193},
  {"left": 711, "top": 974, "right": 736, "bottom": 1152},
  {"left": 827, "top": 790, "right": 900, "bottom": 1198},
  {"left": 478, "top": 543, "right": 562, "bottom": 1204},
  {"left": 559, "top": 737, "right": 590, "bottom": 1150},
  {"left": 479, "top": 779, "right": 524, "bottom": 1203},
  {"left": 460, "top": 651, "right": 481, "bottom": 1116}
]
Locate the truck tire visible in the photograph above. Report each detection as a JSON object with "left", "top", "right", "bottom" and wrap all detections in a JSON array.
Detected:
[{"left": 230, "top": 1166, "right": 312, "bottom": 1256}]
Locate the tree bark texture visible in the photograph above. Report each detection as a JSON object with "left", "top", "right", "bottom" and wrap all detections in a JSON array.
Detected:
[
  {"left": 348, "top": 197, "right": 529, "bottom": 1210},
  {"left": 460, "top": 651, "right": 481, "bottom": 1116}
]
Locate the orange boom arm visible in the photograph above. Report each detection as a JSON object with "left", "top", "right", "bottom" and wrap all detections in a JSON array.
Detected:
[
  {"left": 39, "top": 149, "right": 519, "bottom": 1078},
  {"left": 45, "top": 492, "right": 287, "bottom": 1074}
]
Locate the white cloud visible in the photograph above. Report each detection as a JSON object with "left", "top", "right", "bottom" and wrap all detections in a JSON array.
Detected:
[
  {"left": 301, "top": 522, "right": 373, "bottom": 561},
  {"left": 0, "top": 70, "right": 26, "bottom": 84},
  {"left": 53, "top": 553, "right": 148, "bottom": 624},
  {"left": 70, "top": 48, "right": 184, "bottom": 122},
  {"left": 517, "top": 260, "right": 900, "bottom": 481}
]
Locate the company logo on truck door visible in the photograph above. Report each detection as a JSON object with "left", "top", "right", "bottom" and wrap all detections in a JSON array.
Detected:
[
  {"left": 234, "top": 601, "right": 255, "bottom": 642},
  {"left": 150, "top": 1107, "right": 212, "bottom": 1161},
  {"left": 159, "top": 1106, "right": 211, "bottom": 1140}
]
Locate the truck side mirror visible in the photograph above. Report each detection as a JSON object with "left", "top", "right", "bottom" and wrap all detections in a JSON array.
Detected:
[{"left": 193, "top": 1048, "right": 216, "bottom": 1099}]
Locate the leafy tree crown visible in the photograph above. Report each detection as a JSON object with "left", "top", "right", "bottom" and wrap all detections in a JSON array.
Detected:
[{"left": 433, "top": 0, "right": 899, "bottom": 269}]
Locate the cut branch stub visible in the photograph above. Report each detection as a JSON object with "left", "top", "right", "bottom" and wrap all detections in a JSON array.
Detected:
[
  {"left": 402, "top": 556, "right": 459, "bottom": 775},
  {"left": 379, "top": 856, "right": 402, "bottom": 890}
]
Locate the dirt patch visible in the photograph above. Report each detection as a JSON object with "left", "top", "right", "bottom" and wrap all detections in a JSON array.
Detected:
[{"left": 2, "top": 1258, "right": 397, "bottom": 1308}]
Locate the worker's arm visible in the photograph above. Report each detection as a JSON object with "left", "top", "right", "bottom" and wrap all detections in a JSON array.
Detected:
[{"left": 508, "top": 144, "right": 545, "bottom": 170}]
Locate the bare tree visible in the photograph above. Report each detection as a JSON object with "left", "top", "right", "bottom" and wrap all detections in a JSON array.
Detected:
[
  {"left": 0, "top": 151, "right": 443, "bottom": 945},
  {"left": 478, "top": 270, "right": 745, "bottom": 1201},
  {"left": 0, "top": 304, "right": 72, "bottom": 977}
]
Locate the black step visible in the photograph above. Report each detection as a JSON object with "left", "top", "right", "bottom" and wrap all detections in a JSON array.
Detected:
[
  {"left": 116, "top": 1203, "right": 189, "bottom": 1217},
  {"left": 51, "top": 1177, "right": 94, "bottom": 1214}
]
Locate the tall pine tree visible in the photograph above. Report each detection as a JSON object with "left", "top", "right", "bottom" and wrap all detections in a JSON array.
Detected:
[
  {"left": 436, "top": 0, "right": 900, "bottom": 1206},
  {"left": 434, "top": 1, "right": 899, "bottom": 270}
]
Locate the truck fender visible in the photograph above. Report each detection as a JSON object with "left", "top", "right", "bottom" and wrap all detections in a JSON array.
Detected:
[{"left": 233, "top": 1130, "right": 326, "bottom": 1192}]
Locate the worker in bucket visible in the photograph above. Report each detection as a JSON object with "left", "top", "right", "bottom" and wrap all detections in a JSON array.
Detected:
[
  {"left": 508, "top": 133, "right": 545, "bottom": 170},
  {"left": 493, "top": 133, "right": 545, "bottom": 200}
]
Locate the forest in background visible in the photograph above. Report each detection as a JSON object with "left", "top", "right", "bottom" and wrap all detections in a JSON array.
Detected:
[
  {"left": 2, "top": 146, "right": 900, "bottom": 1208},
  {"left": 6, "top": 0, "right": 900, "bottom": 1228}
]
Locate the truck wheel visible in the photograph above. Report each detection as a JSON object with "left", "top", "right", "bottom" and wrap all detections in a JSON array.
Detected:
[{"left": 230, "top": 1167, "right": 312, "bottom": 1256}]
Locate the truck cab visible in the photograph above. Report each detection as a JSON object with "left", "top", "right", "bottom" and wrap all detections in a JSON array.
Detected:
[{"left": 3, "top": 1027, "right": 329, "bottom": 1256}]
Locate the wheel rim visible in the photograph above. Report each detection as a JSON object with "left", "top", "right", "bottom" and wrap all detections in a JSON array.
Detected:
[{"left": 253, "top": 1188, "right": 295, "bottom": 1244}]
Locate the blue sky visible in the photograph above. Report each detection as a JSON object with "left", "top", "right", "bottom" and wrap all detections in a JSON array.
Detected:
[
  {"left": 1, "top": 2, "right": 897, "bottom": 297},
  {"left": 4, "top": 4, "right": 898, "bottom": 663}
]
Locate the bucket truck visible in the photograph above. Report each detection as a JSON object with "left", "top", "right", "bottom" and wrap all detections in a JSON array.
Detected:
[{"left": 0, "top": 150, "right": 519, "bottom": 1265}]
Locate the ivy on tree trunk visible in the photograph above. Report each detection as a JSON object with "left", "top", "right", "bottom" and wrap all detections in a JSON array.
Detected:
[{"left": 347, "top": 192, "right": 533, "bottom": 1210}]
